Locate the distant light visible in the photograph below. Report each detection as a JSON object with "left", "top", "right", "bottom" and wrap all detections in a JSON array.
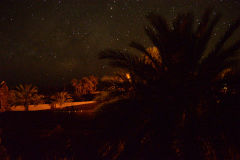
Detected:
[{"left": 126, "top": 73, "right": 131, "bottom": 80}]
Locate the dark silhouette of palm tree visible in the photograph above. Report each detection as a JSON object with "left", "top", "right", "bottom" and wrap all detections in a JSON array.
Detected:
[
  {"left": 11, "top": 84, "right": 44, "bottom": 111},
  {"left": 98, "top": 8, "right": 240, "bottom": 160},
  {"left": 50, "top": 91, "right": 73, "bottom": 109}
]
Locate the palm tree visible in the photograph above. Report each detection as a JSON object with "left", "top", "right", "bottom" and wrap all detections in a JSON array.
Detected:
[
  {"left": 50, "top": 91, "right": 73, "bottom": 109},
  {"left": 71, "top": 76, "right": 98, "bottom": 98},
  {"left": 98, "top": 8, "right": 240, "bottom": 159},
  {"left": 11, "top": 84, "right": 44, "bottom": 111}
]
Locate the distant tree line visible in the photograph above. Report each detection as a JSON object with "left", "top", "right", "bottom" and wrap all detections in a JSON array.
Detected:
[{"left": 0, "top": 76, "right": 98, "bottom": 111}]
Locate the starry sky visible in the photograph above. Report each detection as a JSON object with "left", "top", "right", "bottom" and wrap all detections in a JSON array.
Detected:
[{"left": 0, "top": 0, "right": 240, "bottom": 88}]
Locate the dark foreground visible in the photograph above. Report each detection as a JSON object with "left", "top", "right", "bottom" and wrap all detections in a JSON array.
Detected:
[{"left": 0, "top": 111, "right": 111, "bottom": 160}]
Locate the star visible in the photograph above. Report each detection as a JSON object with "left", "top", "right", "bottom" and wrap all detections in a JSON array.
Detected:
[{"left": 0, "top": 0, "right": 239, "bottom": 88}]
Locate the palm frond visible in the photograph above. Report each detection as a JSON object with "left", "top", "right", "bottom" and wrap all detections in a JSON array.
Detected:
[
  {"left": 199, "top": 17, "right": 240, "bottom": 80},
  {"left": 197, "top": 13, "right": 221, "bottom": 61},
  {"left": 174, "top": 13, "right": 194, "bottom": 36},
  {"left": 146, "top": 13, "right": 170, "bottom": 36},
  {"left": 144, "top": 27, "right": 169, "bottom": 68},
  {"left": 214, "top": 17, "right": 240, "bottom": 55},
  {"left": 195, "top": 7, "right": 214, "bottom": 37},
  {"left": 129, "top": 42, "right": 162, "bottom": 70},
  {"left": 99, "top": 49, "right": 155, "bottom": 78},
  {"left": 222, "top": 39, "right": 240, "bottom": 55}
]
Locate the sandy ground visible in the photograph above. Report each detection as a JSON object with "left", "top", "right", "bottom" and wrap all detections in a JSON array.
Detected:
[{"left": 10, "top": 101, "right": 97, "bottom": 111}]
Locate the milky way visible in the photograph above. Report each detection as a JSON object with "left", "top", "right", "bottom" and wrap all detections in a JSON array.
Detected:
[{"left": 0, "top": 0, "right": 239, "bottom": 88}]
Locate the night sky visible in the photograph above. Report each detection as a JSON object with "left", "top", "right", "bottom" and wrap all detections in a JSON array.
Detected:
[{"left": 0, "top": 0, "right": 240, "bottom": 88}]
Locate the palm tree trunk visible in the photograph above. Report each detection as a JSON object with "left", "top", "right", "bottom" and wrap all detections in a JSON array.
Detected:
[{"left": 24, "top": 104, "right": 29, "bottom": 111}]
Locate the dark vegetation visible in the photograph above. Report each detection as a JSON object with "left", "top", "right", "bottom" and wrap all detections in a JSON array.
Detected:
[
  {"left": 1, "top": 8, "right": 240, "bottom": 159},
  {"left": 97, "top": 8, "right": 240, "bottom": 159},
  {"left": 0, "top": 111, "right": 102, "bottom": 160},
  {"left": 0, "top": 75, "right": 98, "bottom": 112}
]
